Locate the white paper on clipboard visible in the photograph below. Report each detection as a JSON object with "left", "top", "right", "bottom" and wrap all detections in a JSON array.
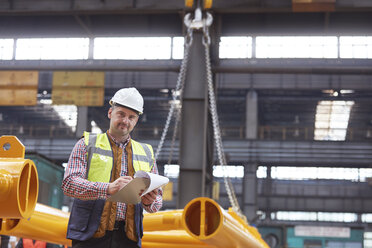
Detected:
[{"left": 107, "top": 171, "right": 169, "bottom": 204}]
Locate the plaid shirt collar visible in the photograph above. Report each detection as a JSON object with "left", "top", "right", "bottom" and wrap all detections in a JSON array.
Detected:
[{"left": 106, "top": 131, "right": 130, "bottom": 149}]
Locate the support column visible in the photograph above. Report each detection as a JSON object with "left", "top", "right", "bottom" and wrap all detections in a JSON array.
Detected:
[
  {"left": 246, "top": 90, "right": 258, "bottom": 139},
  {"left": 178, "top": 32, "right": 213, "bottom": 208},
  {"left": 264, "top": 166, "right": 272, "bottom": 220},
  {"left": 243, "top": 163, "right": 257, "bottom": 222},
  {"left": 76, "top": 106, "right": 89, "bottom": 138}
]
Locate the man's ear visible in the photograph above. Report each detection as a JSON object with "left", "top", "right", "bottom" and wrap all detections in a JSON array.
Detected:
[{"left": 108, "top": 107, "right": 112, "bottom": 119}]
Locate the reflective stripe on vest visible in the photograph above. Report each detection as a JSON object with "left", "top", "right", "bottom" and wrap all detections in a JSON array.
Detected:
[
  {"left": 23, "top": 239, "right": 46, "bottom": 248},
  {"left": 84, "top": 132, "right": 154, "bottom": 182},
  {"left": 84, "top": 131, "right": 113, "bottom": 182},
  {"left": 131, "top": 139, "right": 154, "bottom": 172}
]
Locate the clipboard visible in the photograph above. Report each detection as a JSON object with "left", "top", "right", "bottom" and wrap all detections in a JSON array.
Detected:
[{"left": 107, "top": 171, "right": 169, "bottom": 204}]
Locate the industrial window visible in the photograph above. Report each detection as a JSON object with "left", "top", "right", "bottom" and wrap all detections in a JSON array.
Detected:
[
  {"left": 364, "top": 232, "right": 372, "bottom": 248},
  {"left": 213, "top": 165, "right": 244, "bottom": 178},
  {"left": 164, "top": 165, "right": 372, "bottom": 181},
  {"left": 40, "top": 99, "right": 101, "bottom": 134},
  {"left": 164, "top": 164, "right": 180, "bottom": 178},
  {"left": 6, "top": 35, "right": 372, "bottom": 60},
  {"left": 276, "top": 211, "right": 317, "bottom": 221},
  {"left": 256, "top": 166, "right": 267, "bottom": 178},
  {"left": 219, "top": 36, "right": 252, "bottom": 59},
  {"left": 257, "top": 166, "right": 372, "bottom": 181},
  {"left": 362, "top": 214, "right": 372, "bottom": 223},
  {"left": 314, "top": 100, "right": 354, "bottom": 141},
  {"left": 40, "top": 99, "right": 77, "bottom": 132},
  {"left": 93, "top": 37, "right": 172, "bottom": 60},
  {"left": 340, "top": 36, "right": 372, "bottom": 59},
  {"left": 275, "top": 211, "right": 357, "bottom": 222},
  {"left": 16, "top": 38, "right": 89, "bottom": 60},
  {"left": 272, "top": 167, "right": 357, "bottom": 181},
  {"left": 326, "top": 241, "right": 362, "bottom": 248},
  {"left": 164, "top": 164, "right": 244, "bottom": 178},
  {"left": 256, "top": 36, "right": 338, "bottom": 58},
  {"left": 172, "top": 37, "right": 185, "bottom": 59},
  {"left": 318, "top": 212, "right": 357, "bottom": 222},
  {"left": 0, "top": 39, "right": 13, "bottom": 60}
]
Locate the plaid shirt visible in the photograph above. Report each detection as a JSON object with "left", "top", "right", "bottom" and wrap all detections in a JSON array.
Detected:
[{"left": 61, "top": 132, "right": 163, "bottom": 221}]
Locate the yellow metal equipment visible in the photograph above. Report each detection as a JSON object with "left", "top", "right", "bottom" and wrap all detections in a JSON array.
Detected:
[
  {"left": 182, "top": 197, "right": 269, "bottom": 248},
  {"left": 143, "top": 210, "right": 183, "bottom": 231},
  {"left": 185, "top": 0, "right": 194, "bottom": 8},
  {"left": 0, "top": 136, "right": 38, "bottom": 219},
  {"left": 143, "top": 230, "right": 214, "bottom": 246},
  {"left": 143, "top": 242, "right": 214, "bottom": 248},
  {"left": 0, "top": 203, "right": 71, "bottom": 246},
  {"left": 1, "top": 198, "right": 269, "bottom": 248},
  {"left": 203, "top": 0, "right": 212, "bottom": 9},
  {"left": 0, "top": 136, "right": 268, "bottom": 248},
  {"left": 184, "top": 0, "right": 213, "bottom": 9}
]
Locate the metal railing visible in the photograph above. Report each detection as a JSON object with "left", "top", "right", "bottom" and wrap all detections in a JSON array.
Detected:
[
  {"left": 0, "top": 125, "right": 75, "bottom": 138},
  {"left": 1, "top": 124, "right": 371, "bottom": 142}
]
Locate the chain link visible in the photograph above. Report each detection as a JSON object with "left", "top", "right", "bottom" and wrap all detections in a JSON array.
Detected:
[
  {"left": 155, "top": 12, "right": 245, "bottom": 222},
  {"left": 202, "top": 20, "right": 246, "bottom": 221},
  {"left": 155, "top": 26, "right": 193, "bottom": 161},
  {"left": 167, "top": 105, "right": 181, "bottom": 164}
]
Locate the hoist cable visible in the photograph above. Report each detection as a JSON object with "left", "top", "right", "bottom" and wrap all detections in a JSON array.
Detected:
[
  {"left": 155, "top": 10, "right": 246, "bottom": 222},
  {"left": 202, "top": 21, "right": 245, "bottom": 221},
  {"left": 167, "top": 106, "right": 182, "bottom": 164},
  {"left": 155, "top": 27, "right": 193, "bottom": 161}
]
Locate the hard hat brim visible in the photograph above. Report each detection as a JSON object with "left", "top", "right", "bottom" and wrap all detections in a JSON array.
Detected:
[{"left": 110, "top": 100, "right": 143, "bottom": 115}]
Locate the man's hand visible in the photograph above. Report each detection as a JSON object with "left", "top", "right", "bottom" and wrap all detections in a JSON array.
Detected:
[
  {"left": 107, "top": 176, "right": 133, "bottom": 195},
  {"left": 141, "top": 189, "right": 158, "bottom": 206}
]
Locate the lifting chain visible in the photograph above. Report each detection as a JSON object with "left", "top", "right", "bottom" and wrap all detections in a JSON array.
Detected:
[
  {"left": 201, "top": 18, "right": 246, "bottom": 221},
  {"left": 155, "top": 9, "right": 245, "bottom": 222},
  {"left": 154, "top": 24, "right": 193, "bottom": 161}
]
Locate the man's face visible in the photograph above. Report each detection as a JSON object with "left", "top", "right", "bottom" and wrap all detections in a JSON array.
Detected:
[{"left": 108, "top": 105, "right": 139, "bottom": 138}]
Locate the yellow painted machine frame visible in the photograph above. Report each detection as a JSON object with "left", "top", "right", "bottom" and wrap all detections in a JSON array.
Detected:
[
  {"left": 0, "top": 136, "right": 38, "bottom": 219},
  {"left": 182, "top": 197, "right": 269, "bottom": 248},
  {"left": 0, "top": 136, "right": 268, "bottom": 248}
]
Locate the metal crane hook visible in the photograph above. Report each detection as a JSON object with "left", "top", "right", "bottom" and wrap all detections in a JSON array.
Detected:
[{"left": 184, "top": 8, "right": 213, "bottom": 30}]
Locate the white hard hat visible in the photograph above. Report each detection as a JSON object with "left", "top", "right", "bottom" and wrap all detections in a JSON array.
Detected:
[{"left": 109, "top": 87, "right": 144, "bottom": 114}]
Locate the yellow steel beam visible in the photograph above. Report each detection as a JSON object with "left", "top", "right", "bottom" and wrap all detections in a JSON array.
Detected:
[
  {"left": 143, "top": 230, "right": 212, "bottom": 245},
  {"left": 227, "top": 208, "right": 269, "bottom": 247},
  {"left": 1, "top": 200, "right": 268, "bottom": 248},
  {"left": 0, "top": 204, "right": 71, "bottom": 246},
  {"left": 143, "top": 242, "right": 213, "bottom": 248},
  {"left": 182, "top": 197, "right": 268, "bottom": 248},
  {"left": 0, "top": 140, "right": 267, "bottom": 248},
  {"left": 143, "top": 210, "right": 183, "bottom": 231},
  {"left": 0, "top": 136, "right": 38, "bottom": 219}
]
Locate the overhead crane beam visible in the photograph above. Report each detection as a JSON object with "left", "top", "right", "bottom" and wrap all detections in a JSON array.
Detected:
[
  {"left": 19, "top": 138, "right": 372, "bottom": 167},
  {"left": 2, "top": 59, "right": 372, "bottom": 74}
]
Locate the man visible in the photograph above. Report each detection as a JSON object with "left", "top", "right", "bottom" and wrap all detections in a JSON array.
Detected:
[{"left": 62, "top": 87, "right": 162, "bottom": 248}]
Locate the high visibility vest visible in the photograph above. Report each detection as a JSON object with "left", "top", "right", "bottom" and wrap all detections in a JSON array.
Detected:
[
  {"left": 84, "top": 131, "right": 154, "bottom": 182},
  {"left": 22, "top": 239, "right": 46, "bottom": 248},
  {"left": 66, "top": 132, "right": 154, "bottom": 247}
]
